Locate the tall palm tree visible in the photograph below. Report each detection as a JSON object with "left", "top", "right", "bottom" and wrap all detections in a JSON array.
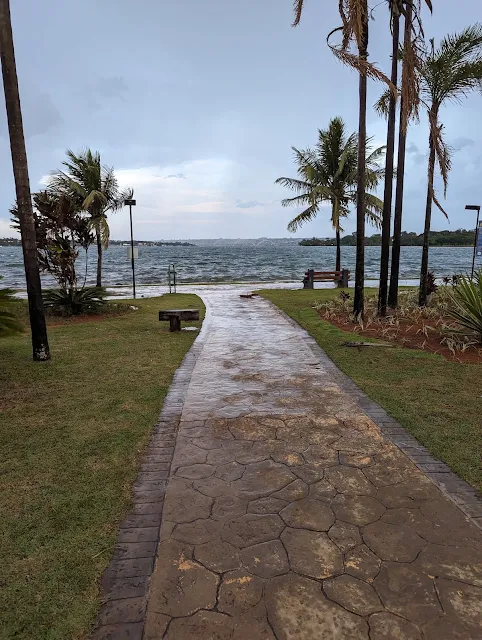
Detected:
[
  {"left": 378, "top": 1, "right": 401, "bottom": 316},
  {"left": 387, "top": 0, "right": 432, "bottom": 309},
  {"left": 276, "top": 117, "right": 385, "bottom": 270},
  {"left": 0, "top": 0, "right": 50, "bottom": 360},
  {"left": 418, "top": 25, "right": 482, "bottom": 306},
  {"left": 293, "top": 0, "right": 391, "bottom": 318},
  {"left": 49, "top": 149, "right": 127, "bottom": 287}
]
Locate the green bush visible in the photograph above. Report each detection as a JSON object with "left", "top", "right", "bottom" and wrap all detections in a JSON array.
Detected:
[
  {"left": 0, "top": 277, "right": 23, "bottom": 336},
  {"left": 43, "top": 286, "right": 107, "bottom": 316},
  {"left": 447, "top": 271, "right": 482, "bottom": 343}
]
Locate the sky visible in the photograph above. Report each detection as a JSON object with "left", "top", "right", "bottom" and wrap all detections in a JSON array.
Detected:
[{"left": 0, "top": 0, "right": 481, "bottom": 240}]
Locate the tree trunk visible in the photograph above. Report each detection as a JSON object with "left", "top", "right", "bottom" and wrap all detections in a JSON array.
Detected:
[
  {"left": 353, "top": 7, "right": 369, "bottom": 319},
  {"left": 388, "top": 2, "right": 412, "bottom": 309},
  {"left": 419, "top": 141, "right": 436, "bottom": 306},
  {"left": 378, "top": 11, "right": 399, "bottom": 317},
  {"left": 0, "top": 0, "right": 50, "bottom": 361},
  {"left": 335, "top": 227, "right": 341, "bottom": 272},
  {"left": 95, "top": 225, "right": 102, "bottom": 287}
]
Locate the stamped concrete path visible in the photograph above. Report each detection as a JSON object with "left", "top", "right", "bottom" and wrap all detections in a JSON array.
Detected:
[{"left": 96, "top": 289, "right": 482, "bottom": 639}]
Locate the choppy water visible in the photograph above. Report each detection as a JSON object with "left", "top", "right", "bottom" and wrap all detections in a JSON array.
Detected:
[{"left": 0, "top": 243, "right": 477, "bottom": 289}]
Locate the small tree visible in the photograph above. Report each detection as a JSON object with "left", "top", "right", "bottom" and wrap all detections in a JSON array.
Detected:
[
  {"left": 48, "top": 149, "right": 130, "bottom": 287},
  {"left": 11, "top": 191, "right": 94, "bottom": 292}
]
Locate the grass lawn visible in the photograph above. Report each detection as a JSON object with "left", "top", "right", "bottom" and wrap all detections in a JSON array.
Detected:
[
  {"left": 259, "top": 288, "right": 482, "bottom": 494},
  {"left": 0, "top": 294, "right": 204, "bottom": 640}
]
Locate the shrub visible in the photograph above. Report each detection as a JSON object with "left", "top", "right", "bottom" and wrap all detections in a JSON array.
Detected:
[
  {"left": 447, "top": 272, "right": 482, "bottom": 343},
  {"left": 43, "top": 287, "right": 107, "bottom": 316},
  {"left": 0, "top": 277, "right": 23, "bottom": 336}
]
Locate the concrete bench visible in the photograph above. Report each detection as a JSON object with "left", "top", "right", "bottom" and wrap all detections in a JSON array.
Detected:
[
  {"left": 303, "top": 269, "right": 350, "bottom": 289},
  {"left": 159, "top": 308, "right": 200, "bottom": 332}
]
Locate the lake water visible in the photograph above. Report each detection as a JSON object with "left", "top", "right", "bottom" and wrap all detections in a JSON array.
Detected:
[{"left": 0, "top": 242, "right": 477, "bottom": 289}]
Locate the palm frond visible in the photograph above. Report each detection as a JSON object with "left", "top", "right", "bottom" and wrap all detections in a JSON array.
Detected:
[
  {"left": 287, "top": 204, "right": 319, "bottom": 232},
  {"left": 275, "top": 177, "right": 312, "bottom": 193},
  {"left": 292, "top": 0, "right": 305, "bottom": 27}
]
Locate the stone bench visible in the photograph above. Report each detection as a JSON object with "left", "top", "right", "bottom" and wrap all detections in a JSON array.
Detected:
[{"left": 159, "top": 308, "right": 200, "bottom": 332}]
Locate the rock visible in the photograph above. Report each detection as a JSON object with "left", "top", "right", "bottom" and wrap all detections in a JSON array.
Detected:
[
  {"left": 373, "top": 563, "right": 442, "bottom": 626},
  {"left": 233, "top": 460, "right": 296, "bottom": 498},
  {"left": 281, "top": 527, "right": 343, "bottom": 579},
  {"left": 368, "top": 612, "right": 421, "bottom": 640},
  {"left": 222, "top": 514, "right": 284, "bottom": 549},
  {"left": 240, "top": 540, "right": 289, "bottom": 578},
  {"left": 324, "top": 574, "right": 383, "bottom": 616},
  {"left": 344, "top": 544, "right": 381, "bottom": 582},
  {"left": 363, "top": 520, "right": 426, "bottom": 562},
  {"left": 332, "top": 495, "right": 385, "bottom": 526},
  {"left": 218, "top": 570, "right": 264, "bottom": 615},
  {"left": 328, "top": 521, "right": 362, "bottom": 552},
  {"left": 147, "top": 539, "right": 219, "bottom": 617},
  {"left": 280, "top": 498, "right": 335, "bottom": 531},
  {"left": 265, "top": 573, "right": 369, "bottom": 639},
  {"left": 194, "top": 539, "right": 241, "bottom": 573},
  {"left": 165, "top": 610, "right": 233, "bottom": 639}
]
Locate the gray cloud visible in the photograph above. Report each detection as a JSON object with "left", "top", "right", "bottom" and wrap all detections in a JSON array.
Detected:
[
  {"left": 0, "top": 0, "right": 481, "bottom": 239},
  {"left": 236, "top": 200, "right": 264, "bottom": 209},
  {"left": 0, "top": 91, "right": 62, "bottom": 139}
]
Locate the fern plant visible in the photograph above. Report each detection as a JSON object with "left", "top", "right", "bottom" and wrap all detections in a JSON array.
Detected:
[
  {"left": 0, "top": 277, "right": 23, "bottom": 336},
  {"left": 447, "top": 271, "right": 482, "bottom": 343},
  {"left": 43, "top": 287, "right": 106, "bottom": 316}
]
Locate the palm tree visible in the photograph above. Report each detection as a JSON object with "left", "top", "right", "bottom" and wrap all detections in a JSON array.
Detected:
[
  {"left": 276, "top": 118, "right": 385, "bottom": 271},
  {"left": 418, "top": 26, "right": 482, "bottom": 306},
  {"left": 293, "top": 0, "right": 392, "bottom": 318},
  {"left": 0, "top": 0, "right": 50, "bottom": 360},
  {"left": 378, "top": 1, "right": 401, "bottom": 316},
  {"left": 49, "top": 149, "right": 128, "bottom": 287},
  {"left": 387, "top": 0, "right": 432, "bottom": 309}
]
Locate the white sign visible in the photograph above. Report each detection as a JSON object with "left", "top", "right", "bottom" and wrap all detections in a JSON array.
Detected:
[{"left": 127, "top": 246, "right": 139, "bottom": 260}]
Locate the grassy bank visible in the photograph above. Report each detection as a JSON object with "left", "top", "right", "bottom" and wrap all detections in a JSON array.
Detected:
[
  {"left": 259, "top": 288, "right": 482, "bottom": 493},
  {"left": 0, "top": 294, "right": 204, "bottom": 640}
]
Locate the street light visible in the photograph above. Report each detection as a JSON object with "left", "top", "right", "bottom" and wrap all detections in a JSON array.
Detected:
[
  {"left": 465, "top": 204, "right": 481, "bottom": 279},
  {"left": 125, "top": 198, "right": 137, "bottom": 298}
]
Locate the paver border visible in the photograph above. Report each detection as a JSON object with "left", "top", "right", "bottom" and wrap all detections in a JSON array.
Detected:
[
  {"left": 265, "top": 298, "right": 482, "bottom": 531},
  {"left": 90, "top": 307, "right": 212, "bottom": 639}
]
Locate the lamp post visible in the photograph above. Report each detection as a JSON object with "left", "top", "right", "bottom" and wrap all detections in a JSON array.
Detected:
[
  {"left": 125, "top": 198, "right": 137, "bottom": 298},
  {"left": 465, "top": 204, "right": 481, "bottom": 279}
]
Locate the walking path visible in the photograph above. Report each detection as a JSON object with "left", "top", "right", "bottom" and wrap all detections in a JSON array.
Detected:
[{"left": 95, "top": 289, "right": 482, "bottom": 639}]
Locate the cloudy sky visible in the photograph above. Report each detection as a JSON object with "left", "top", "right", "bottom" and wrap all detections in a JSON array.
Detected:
[{"left": 1, "top": 0, "right": 481, "bottom": 240}]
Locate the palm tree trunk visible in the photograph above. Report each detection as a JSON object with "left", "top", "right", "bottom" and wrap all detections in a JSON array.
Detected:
[
  {"left": 378, "top": 11, "right": 400, "bottom": 317},
  {"left": 95, "top": 225, "right": 102, "bottom": 287},
  {"left": 419, "top": 142, "right": 436, "bottom": 306},
  {"left": 0, "top": 0, "right": 50, "bottom": 361},
  {"left": 335, "top": 227, "right": 341, "bottom": 272},
  {"left": 353, "top": 7, "right": 369, "bottom": 319},
  {"left": 388, "top": 2, "right": 412, "bottom": 309}
]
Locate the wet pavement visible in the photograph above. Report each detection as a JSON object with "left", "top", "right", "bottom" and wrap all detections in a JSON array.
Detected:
[{"left": 95, "top": 287, "right": 482, "bottom": 639}]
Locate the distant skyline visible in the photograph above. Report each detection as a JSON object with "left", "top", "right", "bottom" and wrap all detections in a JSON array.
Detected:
[{"left": 1, "top": 0, "right": 481, "bottom": 240}]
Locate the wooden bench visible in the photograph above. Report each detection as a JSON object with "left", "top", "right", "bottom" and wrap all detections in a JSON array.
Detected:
[
  {"left": 303, "top": 269, "right": 350, "bottom": 289},
  {"left": 159, "top": 308, "right": 200, "bottom": 332}
]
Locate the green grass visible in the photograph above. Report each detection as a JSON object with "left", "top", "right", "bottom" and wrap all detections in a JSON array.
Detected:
[
  {"left": 0, "top": 294, "right": 204, "bottom": 640},
  {"left": 259, "top": 288, "right": 482, "bottom": 494}
]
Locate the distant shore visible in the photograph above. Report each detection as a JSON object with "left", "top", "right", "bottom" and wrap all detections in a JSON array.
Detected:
[{"left": 300, "top": 229, "right": 476, "bottom": 248}]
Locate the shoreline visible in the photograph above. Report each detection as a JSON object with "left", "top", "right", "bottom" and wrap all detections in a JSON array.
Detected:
[{"left": 11, "top": 278, "right": 422, "bottom": 299}]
